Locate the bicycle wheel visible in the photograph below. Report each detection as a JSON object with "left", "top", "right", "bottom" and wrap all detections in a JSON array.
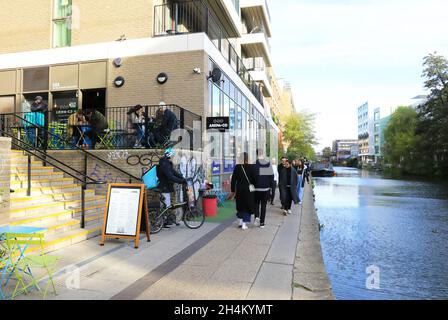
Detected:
[
  {"left": 182, "top": 206, "right": 205, "bottom": 229},
  {"left": 149, "top": 209, "right": 164, "bottom": 234}
]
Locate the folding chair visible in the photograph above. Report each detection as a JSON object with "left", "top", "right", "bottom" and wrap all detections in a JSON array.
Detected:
[
  {"left": 96, "top": 129, "right": 113, "bottom": 149},
  {"left": 1, "top": 230, "right": 60, "bottom": 299}
]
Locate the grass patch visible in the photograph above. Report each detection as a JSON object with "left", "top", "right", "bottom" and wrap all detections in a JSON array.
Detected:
[{"left": 205, "top": 201, "right": 236, "bottom": 223}]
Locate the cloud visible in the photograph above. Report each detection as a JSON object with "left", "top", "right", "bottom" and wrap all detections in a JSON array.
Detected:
[{"left": 268, "top": 0, "right": 448, "bottom": 150}]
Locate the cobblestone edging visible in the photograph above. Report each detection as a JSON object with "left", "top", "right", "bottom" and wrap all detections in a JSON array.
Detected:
[{"left": 292, "top": 183, "right": 335, "bottom": 300}]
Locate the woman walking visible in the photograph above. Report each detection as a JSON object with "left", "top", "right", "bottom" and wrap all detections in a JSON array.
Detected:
[
  {"left": 293, "top": 159, "right": 304, "bottom": 205},
  {"left": 230, "top": 152, "right": 257, "bottom": 230},
  {"left": 279, "top": 159, "right": 299, "bottom": 215}
]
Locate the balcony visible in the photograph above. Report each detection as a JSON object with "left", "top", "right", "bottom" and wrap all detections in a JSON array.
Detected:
[
  {"left": 199, "top": 0, "right": 242, "bottom": 37},
  {"left": 243, "top": 57, "right": 272, "bottom": 97},
  {"left": 154, "top": 0, "right": 264, "bottom": 107},
  {"left": 240, "top": 14, "right": 272, "bottom": 67},
  {"left": 240, "top": 0, "right": 272, "bottom": 37}
]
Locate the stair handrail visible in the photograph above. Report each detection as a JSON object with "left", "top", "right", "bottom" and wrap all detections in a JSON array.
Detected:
[
  {"left": 3, "top": 130, "right": 103, "bottom": 186},
  {"left": 2, "top": 112, "right": 140, "bottom": 183},
  {"left": 0, "top": 125, "right": 106, "bottom": 229}
]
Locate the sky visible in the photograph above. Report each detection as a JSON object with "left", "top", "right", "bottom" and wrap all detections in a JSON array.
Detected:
[{"left": 268, "top": 0, "right": 448, "bottom": 151}]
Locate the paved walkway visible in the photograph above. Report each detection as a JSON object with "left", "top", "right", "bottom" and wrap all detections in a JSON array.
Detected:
[{"left": 14, "top": 185, "right": 332, "bottom": 300}]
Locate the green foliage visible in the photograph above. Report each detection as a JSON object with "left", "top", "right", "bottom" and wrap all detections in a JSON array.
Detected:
[
  {"left": 383, "top": 52, "right": 448, "bottom": 177},
  {"left": 322, "top": 147, "right": 332, "bottom": 159},
  {"left": 383, "top": 107, "right": 421, "bottom": 173},
  {"left": 282, "top": 111, "right": 317, "bottom": 160}
]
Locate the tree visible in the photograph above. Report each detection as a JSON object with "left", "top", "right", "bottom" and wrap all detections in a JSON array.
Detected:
[
  {"left": 417, "top": 52, "right": 448, "bottom": 176},
  {"left": 322, "top": 147, "right": 332, "bottom": 160},
  {"left": 383, "top": 107, "right": 421, "bottom": 174},
  {"left": 282, "top": 111, "right": 317, "bottom": 160}
]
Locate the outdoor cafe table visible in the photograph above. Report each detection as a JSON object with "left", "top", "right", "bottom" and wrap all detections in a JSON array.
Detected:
[
  {"left": 71, "top": 124, "right": 92, "bottom": 148},
  {"left": 0, "top": 226, "right": 47, "bottom": 300}
]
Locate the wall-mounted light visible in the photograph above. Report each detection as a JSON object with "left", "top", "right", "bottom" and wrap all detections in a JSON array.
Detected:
[
  {"left": 157, "top": 72, "right": 168, "bottom": 84},
  {"left": 114, "top": 76, "right": 125, "bottom": 88},
  {"left": 193, "top": 67, "right": 201, "bottom": 74},
  {"left": 113, "top": 58, "right": 122, "bottom": 67}
]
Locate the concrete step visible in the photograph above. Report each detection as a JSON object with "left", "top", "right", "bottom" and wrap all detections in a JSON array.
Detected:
[
  {"left": 25, "top": 212, "right": 103, "bottom": 236},
  {"left": 10, "top": 190, "right": 96, "bottom": 209},
  {"left": 9, "top": 196, "right": 107, "bottom": 219},
  {"left": 12, "top": 166, "right": 55, "bottom": 174},
  {"left": 5, "top": 204, "right": 105, "bottom": 229},
  {"left": 10, "top": 161, "right": 44, "bottom": 167},
  {"left": 10, "top": 178, "right": 74, "bottom": 189},
  {"left": 10, "top": 171, "right": 64, "bottom": 182},
  {"left": 25, "top": 223, "right": 103, "bottom": 254},
  {"left": 11, "top": 184, "right": 82, "bottom": 197}
]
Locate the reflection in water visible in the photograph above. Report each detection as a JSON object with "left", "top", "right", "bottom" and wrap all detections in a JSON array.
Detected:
[{"left": 315, "top": 167, "right": 448, "bottom": 300}]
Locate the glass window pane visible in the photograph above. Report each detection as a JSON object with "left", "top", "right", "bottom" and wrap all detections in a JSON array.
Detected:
[
  {"left": 23, "top": 67, "right": 49, "bottom": 92},
  {"left": 54, "top": 0, "right": 72, "bottom": 18},
  {"left": 223, "top": 96, "right": 230, "bottom": 117},
  {"left": 212, "top": 84, "right": 221, "bottom": 117},
  {"left": 53, "top": 20, "right": 71, "bottom": 48},
  {"left": 51, "top": 91, "right": 78, "bottom": 123}
]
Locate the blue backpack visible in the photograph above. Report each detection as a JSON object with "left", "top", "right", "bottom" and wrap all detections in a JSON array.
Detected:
[{"left": 142, "top": 165, "right": 159, "bottom": 190}]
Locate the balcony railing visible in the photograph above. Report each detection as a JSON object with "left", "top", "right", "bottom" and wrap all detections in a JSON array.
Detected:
[{"left": 154, "top": 0, "right": 264, "bottom": 107}]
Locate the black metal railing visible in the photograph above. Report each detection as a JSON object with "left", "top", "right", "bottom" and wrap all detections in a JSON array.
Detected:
[
  {"left": 0, "top": 112, "right": 145, "bottom": 228},
  {"left": 0, "top": 126, "right": 105, "bottom": 229},
  {"left": 154, "top": 0, "right": 264, "bottom": 107},
  {"left": 1, "top": 104, "right": 201, "bottom": 151}
]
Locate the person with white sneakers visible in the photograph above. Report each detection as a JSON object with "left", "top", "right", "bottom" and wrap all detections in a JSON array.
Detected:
[
  {"left": 278, "top": 159, "right": 299, "bottom": 215},
  {"left": 253, "top": 149, "right": 275, "bottom": 229},
  {"left": 230, "top": 152, "right": 257, "bottom": 230}
]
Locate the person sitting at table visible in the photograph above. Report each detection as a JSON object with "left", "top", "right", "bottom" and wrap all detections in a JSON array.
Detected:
[
  {"left": 83, "top": 109, "right": 108, "bottom": 149},
  {"left": 149, "top": 104, "right": 179, "bottom": 148},
  {"left": 127, "top": 105, "right": 146, "bottom": 148},
  {"left": 67, "top": 110, "right": 87, "bottom": 146}
]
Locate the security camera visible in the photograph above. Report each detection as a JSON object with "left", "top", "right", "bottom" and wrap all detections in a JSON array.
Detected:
[{"left": 193, "top": 67, "right": 201, "bottom": 74}]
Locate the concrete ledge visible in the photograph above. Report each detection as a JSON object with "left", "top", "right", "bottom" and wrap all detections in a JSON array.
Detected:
[{"left": 293, "top": 183, "right": 334, "bottom": 300}]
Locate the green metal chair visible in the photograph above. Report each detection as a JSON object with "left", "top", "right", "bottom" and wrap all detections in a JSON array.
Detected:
[{"left": 2, "top": 232, "right": 60, "bottom": 299}]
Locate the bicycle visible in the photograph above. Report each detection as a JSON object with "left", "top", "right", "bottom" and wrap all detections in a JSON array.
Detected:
[{"left": 148, "top": 178, "right": 205, "bottom": 234}]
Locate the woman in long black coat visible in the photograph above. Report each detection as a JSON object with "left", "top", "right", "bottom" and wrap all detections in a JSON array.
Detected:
[
  {"left": 230, "top": 152, "right": 257, "bottom": 230},
  {"left": 278, "top": 159, "right": 299, "bottom": 215}
]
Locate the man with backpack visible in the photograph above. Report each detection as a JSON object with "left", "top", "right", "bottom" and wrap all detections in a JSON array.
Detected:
[{"left": 156, "top": 148, "right": 187, "bottom": 227}]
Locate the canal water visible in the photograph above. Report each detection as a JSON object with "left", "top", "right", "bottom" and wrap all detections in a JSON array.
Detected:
[{"left": 314, "top": 167, "right": 448, "bottom": 300}]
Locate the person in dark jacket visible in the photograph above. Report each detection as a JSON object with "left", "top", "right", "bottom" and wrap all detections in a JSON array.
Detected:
[
  {"left": 153, "top": 104, "right": 179, "bottom": 146},
  {"left": 84, "top": 109, "right": 109, "bottom": 149},
  {"left": 30, "top": 96, "right": 48, "bottom": 113},
  {"left": 254, "top": 150, "right": 274, "bottom": 228},
  {"left": 157, "top": 148, "right": 187, "bottom": 227},
  {"left": 230, "top": 152, "right": 257, "bottom": 230},
  {"left": 27, "top": 96, "right": 48, "bottom": 148},
  {"left": 278, "top": 159, "right": 299, "bottom": 215},
  {"left": 277, "top": 156, "right": 288, "bottom": 209}
]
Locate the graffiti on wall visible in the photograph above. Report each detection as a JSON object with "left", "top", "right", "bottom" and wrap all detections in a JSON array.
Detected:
[
  {"left": 107, "top": 150, "right": 130, "bottom": 163},
  {"left": 90, "top": 163, "right": 129, "bottom": 183}
]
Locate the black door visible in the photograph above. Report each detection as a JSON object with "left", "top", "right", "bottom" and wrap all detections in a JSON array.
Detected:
[{"left": 82, "top": 89, "right": 106, "bottom": 115}]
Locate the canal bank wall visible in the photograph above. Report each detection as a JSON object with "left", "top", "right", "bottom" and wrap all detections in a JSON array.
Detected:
[{"left": 293, "top": 183, "right": 335, "bottom": 300}]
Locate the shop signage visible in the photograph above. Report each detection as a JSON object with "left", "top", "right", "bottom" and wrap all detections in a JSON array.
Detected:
[
  {"left": 224, "top": 159, "right": 236, "bottom": 173},
  {"left": 100, "top": 184, "right": 150, "bottom": 249},
  {"left": 212, "top": 161, "right": 221, "bottom": 175},
  {"left": 206, "top": 117, "right": 230, "bottom": 131}
]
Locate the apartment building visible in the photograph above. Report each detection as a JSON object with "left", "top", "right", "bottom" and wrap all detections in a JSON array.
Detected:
[
  {"left": 357, "top": 102, "right": 375, "bottom": 165},
  {"left": 0, "top": 0, "right": 287, "bottom": 187},
  {"left": 332, "top": 139, "right": 358, "bottom": 162}
]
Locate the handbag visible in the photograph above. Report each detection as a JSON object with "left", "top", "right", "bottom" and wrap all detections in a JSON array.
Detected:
[{"left": 241, "top": 165, "right": 256, "bottom": 193}]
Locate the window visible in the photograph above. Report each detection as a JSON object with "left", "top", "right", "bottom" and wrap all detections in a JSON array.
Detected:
[
  {"left": 53, "top": 0, "right": 72, "bottom": 48},
  {"left": 212, "top": 84, "right": 221, "bottom": 116}
]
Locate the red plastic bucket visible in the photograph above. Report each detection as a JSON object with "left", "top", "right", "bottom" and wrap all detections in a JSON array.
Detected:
[{"left": 202, "top": 197, "right": 218, "bottom": 217}]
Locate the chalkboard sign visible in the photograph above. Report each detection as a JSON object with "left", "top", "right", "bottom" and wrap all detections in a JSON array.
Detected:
[{"left": 100, "top": 184, "right": 150, "bottom": 248}]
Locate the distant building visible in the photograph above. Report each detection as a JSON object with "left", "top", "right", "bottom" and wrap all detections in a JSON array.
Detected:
[
  {"left": 332, "top": 139, "right": 358, "bottom": 162},
  {"left": 357, "top": 102, "right": 375, "bottom": 164}
]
